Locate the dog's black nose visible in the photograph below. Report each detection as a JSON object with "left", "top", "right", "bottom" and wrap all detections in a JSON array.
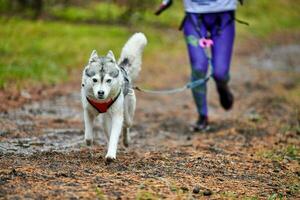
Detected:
[{"left": 98, "top": 91, "right": 105, "bottom": 96}]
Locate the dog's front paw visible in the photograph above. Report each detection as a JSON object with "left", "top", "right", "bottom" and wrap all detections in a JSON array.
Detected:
[
  {"left": 85, "top": 139, "right": 92, "bottom": 146},
  {"left": 105, "top": 155, "right": 116, "bottom": 165}
]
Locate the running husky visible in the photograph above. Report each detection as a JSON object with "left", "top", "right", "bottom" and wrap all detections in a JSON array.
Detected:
[{"left": 81, "top": 33, "right": 147, "bottom": 162}]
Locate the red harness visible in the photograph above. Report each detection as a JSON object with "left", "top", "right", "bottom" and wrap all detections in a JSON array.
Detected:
[{"left": 86, "top": 91, "right": 121, "bottom": 113}]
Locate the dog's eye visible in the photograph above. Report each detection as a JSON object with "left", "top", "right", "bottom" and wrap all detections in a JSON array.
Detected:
[
  {"left": 106, "top": 79, "right": 112, "bottom": 83},
  {"left": 92, "top": 78, "right": 98, "bottom": 83}
]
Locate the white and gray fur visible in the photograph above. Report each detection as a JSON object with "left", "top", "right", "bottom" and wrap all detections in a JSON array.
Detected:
[{"left": 81, "top": 33, "right": 147, "bottom": 162}]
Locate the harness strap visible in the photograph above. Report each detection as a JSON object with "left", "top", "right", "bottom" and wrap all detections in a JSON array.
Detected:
[{"left": 86, "top": 90, "right": 121, "bottom": 113}]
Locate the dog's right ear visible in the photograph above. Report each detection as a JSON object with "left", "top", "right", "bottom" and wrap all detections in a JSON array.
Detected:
[{"left": 89, "top": 50, "right": 98, "bottom": 63}]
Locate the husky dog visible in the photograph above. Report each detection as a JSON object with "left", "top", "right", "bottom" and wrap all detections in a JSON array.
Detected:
[{"left": 81, "top": 33, "right": 147, "bottom": 162}]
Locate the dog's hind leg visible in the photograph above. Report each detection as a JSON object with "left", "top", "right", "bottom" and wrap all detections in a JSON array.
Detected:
[
  {"left": 84, "top": 109, "right": 95, "bottom": 146},
  {"left": 122, "top": 127, "right": 130, "bottom": 147}
]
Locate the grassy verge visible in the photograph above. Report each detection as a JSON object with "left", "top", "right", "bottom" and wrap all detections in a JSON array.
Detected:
[
  {"left": 0, "top": 18, "right": 129, "bottom": 88},
  {"left": 237, "top": 0, "right": 300, "bottom": 38},
  {"left": 0, "top": 18, "right": 185, "bottom": 89},
  {"left": 0, "top": 12, "right": 194, "bottom": 89},
  {"left": 49, "top": 0, "right": 300, "bottom": 37}
]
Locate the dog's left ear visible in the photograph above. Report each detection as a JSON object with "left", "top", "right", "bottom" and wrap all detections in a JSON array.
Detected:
[{"left": 107, "top": 50, "right": 116, "bottom": 63}]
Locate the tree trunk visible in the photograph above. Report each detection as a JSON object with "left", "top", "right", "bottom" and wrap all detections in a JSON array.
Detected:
[{"left": 32, "top": 0, "right": 43, "bottom": 19}]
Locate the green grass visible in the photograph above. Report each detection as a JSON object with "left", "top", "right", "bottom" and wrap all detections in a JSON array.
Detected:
[
  {"left": 48, "top": 1, "right": 183, "bottom": 27},
  {"left": 0, "top": 19, "right": 121, "bottom": 87},
  {"left": 237, "top": 0, "right": 300, "bottom": 37},
  {"left": 267, "top": 193, "right": 284, "bottom": 200},
  {"left": 0, "top": 18, "right": 171, "bottom": 89},
  {"left": 259, "top": 145, "right": 300, "bottom": 163},
  {"left": 48, "top": 0, "right": 300, "bottom": 36},
  {"left": 95, "top": 186, "right": 106, "bottom": 200},
  {"left": 0, "top": 17, "right": 187, "bottom": 89},
  {"left": 0, "top": 18, "right": 130, "bottom": 88},
  {"left": 0, "top": 0, "right": 299, "bottom": 89},
  {"left": 50, "top": 2, "right": 126, "bottom": 23}
]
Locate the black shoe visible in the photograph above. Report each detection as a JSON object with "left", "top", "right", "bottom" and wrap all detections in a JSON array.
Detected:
[
  {"left": 216, "top": 83, "right": 234, "bottom": 110},
  {"left": 193, "top": 115, "right": 209, "bottom": 132}
]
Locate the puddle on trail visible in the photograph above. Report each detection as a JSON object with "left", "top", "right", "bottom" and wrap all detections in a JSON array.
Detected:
[
  {"left": 0, "top": 91, "right": 193, "bottom": 156},
  {"left": 0, "top": 92, "right": 159, "bottom": 155},
  {"left": 0, "top": 129, "right": 85, "bottom": 155},
  {"left": 250, "top": 44, "right": 300, "bottom": 72},
  {"left": 0, "top": 93, "right": 91, "bottom": 155}
]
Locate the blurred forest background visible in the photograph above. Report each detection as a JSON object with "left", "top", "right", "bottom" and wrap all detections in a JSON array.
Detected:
[
  {"left": 0, "top": 0, "right": 164, "bottom": 24},
  {"left": 0, "top": 0, "right": 299, "bottom": 89}
]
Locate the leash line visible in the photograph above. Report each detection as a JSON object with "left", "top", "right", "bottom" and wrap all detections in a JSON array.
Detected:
[
  {"left": 133, "top": 72, "right": 211, "bottom": 95},
  {"left": 134, "top": 43, "right": 213, "bottom": 95},
  {"left": 133, "top": 85, "right": 187, "bottom": 94},
  {"left": 133, "top": 69, "right": 212, "bottom": 95}
]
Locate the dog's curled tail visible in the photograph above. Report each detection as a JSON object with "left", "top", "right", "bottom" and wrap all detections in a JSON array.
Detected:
[{"left": 118, "top": 32, "right": 147, "bottom": 81}]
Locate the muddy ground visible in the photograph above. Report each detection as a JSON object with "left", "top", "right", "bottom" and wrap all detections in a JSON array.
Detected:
[{"left": 0, "top": 38, "right": 300, "bottom": 199}]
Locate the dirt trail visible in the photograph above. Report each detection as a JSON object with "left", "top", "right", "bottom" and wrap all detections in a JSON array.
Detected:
[{"left": 0, "top": 42, "right": 299, "bottom": 199}]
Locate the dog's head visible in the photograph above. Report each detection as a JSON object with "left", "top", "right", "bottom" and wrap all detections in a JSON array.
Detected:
[{"left": 82, "top": 50, "right": 121, "bottom": 100}]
